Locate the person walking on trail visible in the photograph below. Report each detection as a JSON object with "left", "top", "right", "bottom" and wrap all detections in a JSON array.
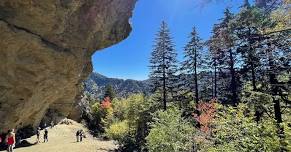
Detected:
[
  {"left": 5, "top": 129, "right": 15, "bottom": 152},
  {"left": 76, "top": 130, "right": 80, "bottom": 142},
  {"left": 50, "top": 121, "right": 54, "bottom": 128},
  {"left": 43, "top": 128, "right": 48, "bottom": 143},
  {"left": 79, "top": 130, "right": 83, "bottom": 142},
  {"left": 36, "top": 127, "right": 41, "bottom": 143}
]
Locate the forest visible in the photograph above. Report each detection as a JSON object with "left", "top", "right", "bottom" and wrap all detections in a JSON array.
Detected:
[{"left": 83, "top": 1, "right": 290, "bottom": 151}]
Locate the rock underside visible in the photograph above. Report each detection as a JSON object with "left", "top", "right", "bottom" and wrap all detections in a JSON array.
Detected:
[{"left": 0, "top": 0, "right": 136, "bottom": 133}]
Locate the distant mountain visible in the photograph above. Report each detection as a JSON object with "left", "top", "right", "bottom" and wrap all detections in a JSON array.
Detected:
[{"left": 83, "top": 73, "right": 150, "bottom": 99}]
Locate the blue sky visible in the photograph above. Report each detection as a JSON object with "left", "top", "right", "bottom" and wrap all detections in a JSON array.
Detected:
[{"left": 92, "top": 0, "right": 246, "bottom": 80}]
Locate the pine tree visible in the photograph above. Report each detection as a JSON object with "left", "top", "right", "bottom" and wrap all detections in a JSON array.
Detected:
[
  {"left": 208, "top": 24, "right": 225, "bottom": 99},
  {"left": 181, "top": 27, "right": 204, "bottom": 104},
  {"left": 104, "top": 85, "right": 115, "bottom": 100},
  {"left": 230, "top": 5, "right": 265, "bottom": 92},
  {"left": 230, "top": 4, "right": 271, "bottom": 120},
  {"left": 149, "top": 21, "right": 178, "bottom": 110},
  {"left": 256, "top": 3, "right": 290, "bottom": 147},
  {"left": 255, "top": 0, "right": 283, "bottom": 9},
  {"left": 217, "top": 9, "right": 239, "bottom": 105}
]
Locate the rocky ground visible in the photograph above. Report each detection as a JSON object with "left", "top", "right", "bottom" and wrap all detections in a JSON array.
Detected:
[{"left": 0, "top": 119, "right": 117, "bottom": 152}]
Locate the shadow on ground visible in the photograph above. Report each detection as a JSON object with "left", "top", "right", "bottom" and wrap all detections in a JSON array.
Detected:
[
  {"left": 15, "top": 140, "right": 38, "bottom": 148},
  {"left": 0, "top": 140, "right": 37, "bottom": 151}
]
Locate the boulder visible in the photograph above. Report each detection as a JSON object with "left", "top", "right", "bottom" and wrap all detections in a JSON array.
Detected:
[{"left": 0, "top": 0, "right": 136, "bottom": 133}]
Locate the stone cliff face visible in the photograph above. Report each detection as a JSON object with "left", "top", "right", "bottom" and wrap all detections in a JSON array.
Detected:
[{"left": 0, "top": 0, "right": 136, "bottom": 133}]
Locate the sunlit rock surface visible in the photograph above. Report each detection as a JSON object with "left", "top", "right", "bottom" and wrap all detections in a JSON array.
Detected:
[{"left": 0, "top": 0, "right": 136, "bottom": 133}]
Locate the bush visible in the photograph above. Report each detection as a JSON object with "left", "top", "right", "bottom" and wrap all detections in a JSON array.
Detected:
[
  {"left": 106, "top": 120, "right": 129, "bottom": 141},
  {"left": 112, "top": 98, "right": 129, "bottom": 121},
  {"left": 206, "top": 103, "right": 281, "bottom": 152},
  {"left": 282, "top": 107, "right": 291, "bottom": 151},
  {"left": 283, "top": 121, "right": 291, "bottom": 151},
  {"left": 193, "top": 99, "right": 216, "bottom": 133},
  {"left": 146, "top": 107, "right": 195, "bottom": 152},
  {"left": 106, "top": 94, "right": 158, "bottom": 151},
  {"left": 91, "top": 97, "right": 114, "bottom": 132}
]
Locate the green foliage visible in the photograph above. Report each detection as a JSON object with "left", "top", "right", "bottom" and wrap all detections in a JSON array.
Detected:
[
  {"left": 105, "top": 120, "right": 129, "bottom": 141},
  {"left": 86, "top": 2, "right": 290, "bottom": 152},
  {"left": 277, "top": 72, "right": 290, "bottom": 83},
  {"left": 104, "top": 85, "right": 115, "bottom": 100},
  {"left": 268, "top": 0, "right": 291, "bottom": 32},
  {"left": 206, "top": 103, "right": 281, "bottom": 152},
  {"left": 149, "top": 21, "right": 179, "bottom": 109},
  {"left": 181, "top": 26, "right": 204, "bottom": 102},
  {"left": 111, "top": 94, "right": 148, "bottom": 130},
  {"left": 101, "top": 106, "right": 114, "bottom": 129},
  {"left": 111, "top": 98, "right": 129, "bottom": 121},
  {"left": 91, "top": 98, "right": 114, "bottom": 132},
  {"left": 282, "top": 103, "right": 291, "bottom": 151},
  {"left": 241, "top": 82, "right": 273, "bottom": 116},
  {"left": 106, "top": 94, "right": 159, "bottom": 151},
  {"left": 146, "top": 107, "right": 195, "bottom": 152},
  {"left": 282, "top": 121, "right": 291, "bottom": 151},
  {"left": 91, "top": 101, "right": 101, "bottom": 114}
]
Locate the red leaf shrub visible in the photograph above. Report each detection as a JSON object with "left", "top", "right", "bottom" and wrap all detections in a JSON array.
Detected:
[
  {"left": 101, "top": 97, "right": 112, "bottom": 109},
  {"left": 193, "top": 99, "right": 217, "bottom": 133}
]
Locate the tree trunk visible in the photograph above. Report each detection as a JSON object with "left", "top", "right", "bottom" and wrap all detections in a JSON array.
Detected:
[
  {"left": 214, "top": 59, "right": 217, "bottom": 98},
  {"left": 250, "top": 61, "right": 257, "bottom": 91},
  {"left": 268, "top": 46, "right": 284, "bottom": 133},
  {"left": 268, "top": 49, "right": 286, "bottom": 151},
  {"left": 229, "top": 49, "right": 238, "bottom": 105},
  {"left": 211, "top": 71, "right": 214, "bottom": 98},
  {"left": 194, "top": 49, "right": 199, "bottom": 104},
  {"left": 248, "top": 27, "right": 257, "bottom": 92},
  {"left": 163, "top": 63, "right": 167, "bottom": 110}
]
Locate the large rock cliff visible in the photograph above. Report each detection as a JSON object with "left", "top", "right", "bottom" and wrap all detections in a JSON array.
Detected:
[{"left": 0, "top": 0, "right": 136, "bottom": 133}]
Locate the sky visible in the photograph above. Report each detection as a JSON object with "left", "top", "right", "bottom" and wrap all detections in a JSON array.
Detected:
[{"left": 92, "top": 0, "right": 246, "bottom": 80}]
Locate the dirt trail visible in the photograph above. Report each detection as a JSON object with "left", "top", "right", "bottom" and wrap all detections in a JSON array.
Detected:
[{"left": 0, "top": 120, "right": 117, "bottom": 152}]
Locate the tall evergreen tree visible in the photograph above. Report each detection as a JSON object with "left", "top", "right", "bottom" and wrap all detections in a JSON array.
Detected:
[
  {"left": 256, "top": 3, "right": 290, "bottom": 146},
  {"left": 255, "top": 0, "right": 283, "bottom": 10},
  {"left": 181, "top": 27, "right": 204, "bottom": 104},
  {"left": 263, "top": 0, "right": 290, "bottom": 128},
  {"left": 230, "top": 5, "right": 265, "bottom": 92},
  {"left": 104, "top": 85, "right": 115, "bottom": 100},
  {"left": 230, "top": 4, "right": 289, "bottom": 147},
  {"left": 217, "top": 9, "right": 239, "bottom": 105},
  {"left": 149, "top": 21, "right": 178, "bottom": 110},
  {"left": 208, "top": 24, "right": 225, "bottom": 99}
]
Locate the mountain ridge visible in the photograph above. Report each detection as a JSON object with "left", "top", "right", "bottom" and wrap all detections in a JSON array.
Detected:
[{"left": 84, "top": 72, "right": 150, "bottom": 99}]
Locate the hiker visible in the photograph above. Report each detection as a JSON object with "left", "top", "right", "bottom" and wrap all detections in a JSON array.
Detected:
[
  {"left": 50, "top": 121, "right": 54, "bottom": 128},
  {"left": 76, "top": 130, "right": 80, "bottom": 142},
  {"left": 79, "top": 130, "right": 83, "bottom": 142},
  {"left": 5, "top": 129, "right": 15, "bottom": 152},
  {"left": 36, "top": 127, "right": 40, "bottom": 143},
  {"left": 43, "top": 128, "right": 48, "bottom": 143}
]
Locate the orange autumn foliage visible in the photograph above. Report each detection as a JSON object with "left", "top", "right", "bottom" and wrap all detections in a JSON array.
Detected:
[
  {"left": 100, "top": 97, "right": 112, "bottom": 109},
  {"left": 193, "top": 99, "right": 217, "bottom": 134}
]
